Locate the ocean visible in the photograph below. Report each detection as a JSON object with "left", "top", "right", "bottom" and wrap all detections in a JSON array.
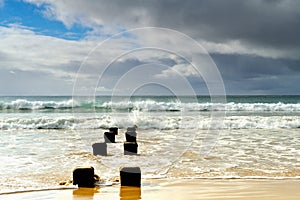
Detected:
[{"left": 0, "top": 95, "right": 299, "bottom": 192}]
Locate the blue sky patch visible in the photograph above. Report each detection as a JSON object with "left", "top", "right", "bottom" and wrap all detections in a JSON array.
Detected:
[{"left": 0, "top": 0, "right": 91, "bottom": 40}]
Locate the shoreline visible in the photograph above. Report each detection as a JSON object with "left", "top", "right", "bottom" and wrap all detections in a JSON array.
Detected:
[{"left": 1, "top": 178, "right": 300, "bottom": 199}]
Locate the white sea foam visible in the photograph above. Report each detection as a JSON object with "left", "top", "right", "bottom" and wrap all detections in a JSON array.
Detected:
[
  {"left": 0, "top": 114, "right": 299, "bottom": 130},
  {"left": 0, "top": 99, "right": 76, "bottom": 110},
  {"left": 1, "top": 99, "right": 300, "bottom": 112},
  {"left": 99, "top": 101, "right": 300, "bottom": 112}
]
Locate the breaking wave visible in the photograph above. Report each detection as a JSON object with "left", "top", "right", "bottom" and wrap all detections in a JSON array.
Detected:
[
  {"left": 1, "top": 99, "right": 300, "bottom": 112},
  {"left": 1, "top": 115, "right": 299, "bottom": 130},
  {"left": 0, "top": 99, "right": 76, "bottom": 110}
]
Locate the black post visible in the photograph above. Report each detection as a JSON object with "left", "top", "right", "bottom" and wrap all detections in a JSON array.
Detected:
[
  {"left": 125, "top": 131, "right": 137, "bottom": 142},
  {"left": 92, "top": 142, "right": 107, "bottom": 156},
  {"left": 73, "top": 166, "right": 97, "bottom": 188},
  {"left": 104, "top": 131, "right": 116, "bottom": 143},
  {"left": 124, "top": 142, "right": 138, "bottom": 155},
  {"left": 120, "top": 167, "right": 141, "bottom": 187}
]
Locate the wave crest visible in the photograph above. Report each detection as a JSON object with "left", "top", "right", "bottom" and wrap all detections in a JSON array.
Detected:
[
  {"left": 0, "top": 99, "right": 76, "bottom": 110},
  {"left": 1, "top": 115, "right": 299, "bottom": 130},
  {"left": 1, "top": 99, "right": 300, "bottom": 112}
]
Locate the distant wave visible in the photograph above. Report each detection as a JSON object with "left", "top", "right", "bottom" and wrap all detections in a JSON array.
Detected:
[
  {"left": 0, "top": 99, "right": 76, "bottom": 110},
  {"left": 1, "top": 99, "right": 300, "bottom": 112},
  {"left": 1, "top": 115, "right": 299, "bottom": 130}
]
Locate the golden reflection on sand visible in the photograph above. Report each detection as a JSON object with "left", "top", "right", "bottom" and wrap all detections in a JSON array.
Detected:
[
  {"left": 120, "top": 186, "right": 141, "bottom": 200},
  {"left": 72, "top": 187, "right": 99, "bottom": 199}
]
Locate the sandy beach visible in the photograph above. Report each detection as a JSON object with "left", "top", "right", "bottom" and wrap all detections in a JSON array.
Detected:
[{"left": 1, "top": 178, "right": 300, "bottom": 200}]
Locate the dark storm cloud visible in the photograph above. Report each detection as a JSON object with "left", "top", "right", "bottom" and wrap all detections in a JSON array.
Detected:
[
  {"left": 227, "top": 74, "right": 300, "bottom": 95},
  {"left": 213, "top": 54, "right": 296, "bottom": 79},
  {"left": 212, "top": 54, "right": 300, "bottom": 94},
  {"left": 146, "top": 0, "right": 300, "bottom": 48}
]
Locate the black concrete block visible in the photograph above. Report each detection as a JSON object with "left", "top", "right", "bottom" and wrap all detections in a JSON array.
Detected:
[
  {"left": 125, "top": 131, "right": 137, "bottom": 142},
  {"left": 73, "top": 166, "right": 96, "bottom": 188},
  {"left": 120, "top": 167, "right": 141, "bottom": 187},
  {"left": 104, "top": 131, "right": 115, "bottom": 143},
  {"left": 124, "top": 142, "right": 138, "bottom": 155},
  {"left": 92, "top": 142, "right": 107, "bottom": 156}
]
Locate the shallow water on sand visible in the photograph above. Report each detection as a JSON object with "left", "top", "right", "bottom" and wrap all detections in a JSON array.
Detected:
[{"left": 0, "top": 128, "right": 300, "bottom": 192}]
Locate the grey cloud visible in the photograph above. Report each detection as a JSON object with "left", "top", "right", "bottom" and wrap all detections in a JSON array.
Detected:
[
  {"left": 95, "top": 57, "right": 178, "bottom": 92},
  {"left": 105, "top": 58, "right": 145, "bottom": 77},
  {"left": 213, "top": 54, "right": 300, "bottom": 78},
  {"left": 0, "top": 51, "right": 7, "bottom": 60},
  {"left": 225, "top": 74, "right": 300, "bottom": 95},
  {"left": 154, "top": 0, "right": 300, "bottom": 48},
  {"left": 212, "top": 54, "right": 300, "bottom": 94},
  {"left": 104, "top": 56, "right": 179, "bottom": 77},
  {"left": 0, "top": 50, "right": 13, "bottom": 62},
  {"left": 59, "top": 60, "right": 81, "bottom": 73},
  {"left": 5, "top": 0, "right": 300, "bottom": 95},
  {"left": 28, "top": 0, "right": 300, "bottom": 52},
  {"left": 156, "top": 58, "right": 177, "bottom": 67}
]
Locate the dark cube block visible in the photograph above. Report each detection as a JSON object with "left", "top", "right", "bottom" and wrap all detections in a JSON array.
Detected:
[
  {"left": 120, "top": 167, "right": 141, "bottom": 187},
  {"left": 92, "top": 142, "right": 107, "bottom": 156},
  {"left": 124, "top": 142, "right": 138, "bottom": 155},
  {"left": 104, "top": 131, "right": 115, "bottom": 143},
  {"left": 73, "top": 166, "right": 96, "bottom": 188},
  {"left": 125, "top": 131, "right": 137, "bottom": 142}
]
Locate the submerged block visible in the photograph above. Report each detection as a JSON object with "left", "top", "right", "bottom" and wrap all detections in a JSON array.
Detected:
[
  {"left": 125, "top": 131, "right": 137, "bottom": 142},
  {"left": 109, "top": 127, "right": 118, "bottom": 135},
  {"left": 73, "top": 166, "right": 96, "bottom": 188},
  {"left": 120, "top": 167, "right": 141, "bottom": 187},
  {"left": 124, "top": 142, "right": 138, "bottom": 155},
  {"left": 104, "top": 131, "right": 115, "bottom": 143},
  {"left": 92, "top": 142, "right": 107, "bottom": 156}
]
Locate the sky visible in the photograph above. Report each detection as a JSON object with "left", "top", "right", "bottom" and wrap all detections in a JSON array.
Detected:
[{"left": 0, "top": 0, "right": 299, "bottom": 96}]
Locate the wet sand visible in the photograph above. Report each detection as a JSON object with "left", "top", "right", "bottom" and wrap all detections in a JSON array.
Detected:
[{"left": 1, "top": 179, "right": 300, "bottom": 200}]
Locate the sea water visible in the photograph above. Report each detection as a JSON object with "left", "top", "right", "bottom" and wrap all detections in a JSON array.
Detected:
[{"left": 0, "top": 96, "right": 299, "bottom": 191}]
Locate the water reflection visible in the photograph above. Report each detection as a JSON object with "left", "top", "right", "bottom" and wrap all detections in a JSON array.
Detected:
[
  {"left": 120, "top": 186, "right": 141, "bottom": 200},
  {"left": 72, "top": 187, "right": 99, "bottom": 199}
]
